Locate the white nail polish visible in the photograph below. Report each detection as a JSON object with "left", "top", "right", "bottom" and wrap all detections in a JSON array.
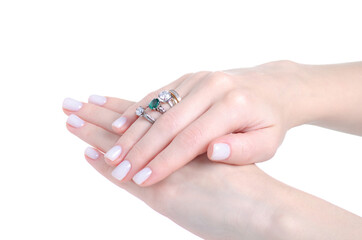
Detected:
[
  {"left": 85, "top": 147, "right": 99, "bottom": 160},
  {"left": 63, "top": 98, "right": 83, "bottom": 111},
  {"left": 111, "top": 160, "right": 131, "bottom": 181},
  {"left": 67, "top": 114, "right": 85, "bottom": 128},
  {"left": 132, "top": 167, "right": 152, "bottom": 185},
  {"left": 88, "top": 95, "right": 107, "bottom": 106},
  {"left": 112, "top": 117, "right": 127, "bottom": 129},
  {"left": 105, "top": 146, "right": 122, "bottom": 161},
  {"left": 211, "top": 143, "right": 230, "bottom": 161}
]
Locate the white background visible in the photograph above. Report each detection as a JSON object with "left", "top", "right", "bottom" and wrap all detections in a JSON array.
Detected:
[{"left": 0, "top": 1, "right": 361, "bottom": 239}]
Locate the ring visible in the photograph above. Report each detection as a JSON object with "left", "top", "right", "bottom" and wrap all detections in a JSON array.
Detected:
[
  {"left": 169, "top": 89, "right": 182, "bottom": 103},
  {"left": 158, "top": 90, "right": 180, "bottom": 108},
  {"left": 148, "top": 98, "right": 166, "bottom": 113},
  {"left": 135, "top": 106, "right": 155, "bottom": 124}
]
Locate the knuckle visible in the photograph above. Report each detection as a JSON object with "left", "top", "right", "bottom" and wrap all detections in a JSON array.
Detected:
[
  {"left": 206, "top": 71, "right": 233, "bottom": 88},
  {"left": 224, "top": 89, "right": 252, "bottom": 107},
  {"left": 157, "top": 110, "right": 179, "bottom": 132},
  {"left": 177, "top": 123, "right": 203, "bottom": 148},
  {"left": 240, "top": 137, "right": 254, "bottom": 163},
  {"left": 194, "top": 70, "right": 212, "bottom": 79},
  {"left": 180, "top": 72, "right": 194, "bottom": 80},
  {"left": 144, "top": 91, "right": 157, "bottom": 103}
]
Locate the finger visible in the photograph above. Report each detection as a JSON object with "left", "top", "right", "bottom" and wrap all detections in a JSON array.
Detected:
[
  {"left": 84, "top": 147, "right": 149, "bottom": 201},
  {"left": 114, "top": 79, "right": 217, "bottom": 182},
  {"left": 103, "top": 109, "right": 160, "bottom": 165},
  {"left": 111, "top": 72, "right": 196, "bottom": 133},
  {"left": 207, "top": 128, "right": 281, "bottom": 165},
  {"left": 66, "top": 114, "right": 118, "bottom": 152},
  {"left": 102, "top": 72, "right": 206, "bottom": 167},
  {"left": 63, "top": 98, "right": 122, "bottom": 133},
  {"left": 88, "top": 95, "right": 134, "bottom": 114},
  {"left": 131, "top": 101, "right": 236, "bottom": 186}
]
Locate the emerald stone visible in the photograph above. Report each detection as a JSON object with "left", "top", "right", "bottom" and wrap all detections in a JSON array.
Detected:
[{"left": 149, "top": 98, "right": 160, "bottom": 110}]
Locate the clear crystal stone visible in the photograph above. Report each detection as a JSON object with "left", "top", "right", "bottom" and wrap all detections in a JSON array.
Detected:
[
  {"left": 158, "top": 90, "right": 172, "bottom": 102},
  {"left": 136, "top": 106, "right": 144, "bottom": 116}
]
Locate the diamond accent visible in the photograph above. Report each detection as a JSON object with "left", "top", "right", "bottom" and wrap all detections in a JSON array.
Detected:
[
  {"left": 136, "top": 106, "right": 145, "bottom": 116},
  {"left": 158, "top": 90, "right": 172, "bottom": 102}
]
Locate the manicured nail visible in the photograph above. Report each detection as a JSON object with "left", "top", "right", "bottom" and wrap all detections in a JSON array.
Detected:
[
  {"left": 85, "top": 147, "right": 99, "bottom": 160},
  {"left": 111, "top": 160, "right": 131, "bottom": 181},
  {"left": 63, "top": 98, "right": 83, "bottom": 111},
  {"left": 67, "top": 114, "right": 85, "bottom": 128},
  {"left": 104, "top": 146, "right": 122, "bottom": 161},
  {"left": 112, "top": 117, "right": 127, "bottom": 129},
  {"left": 132, "top": 167, "right": 152, "bottom": 185},
  {"left": 211, "top": 143, "right": 230, "bottom": 161},
  {"left": 88, "top": 95, "right": 107, "bottom": 106}
]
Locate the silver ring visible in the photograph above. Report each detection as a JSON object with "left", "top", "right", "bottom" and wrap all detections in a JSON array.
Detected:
[
  {"left": 159, "top": 90, "right": 181, "bottom": 108},
  {"left": 158, "top": 90, "right": 175, "bottom": 108},
  {"left": 169, "top": 89, "right": 182, "bottom": 103},
  {"left": 135, "top": 106, "right": 155, "bottom": 124}
]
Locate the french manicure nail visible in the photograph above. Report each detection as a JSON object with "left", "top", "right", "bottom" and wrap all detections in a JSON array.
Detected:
[
  {"left": 211, "top": 143, "right": 230, "bottom": 161},
  {"left": 63, "top": 98, "right": 83, "bottom": 111},
  {"left": 111, "top": 160, "right": 131, "bottom": 181},
  {"left": 132, "top": 167, "right": 152, "bottom": 185},
  {"left": 85, "top": 147, "right": 99, "bottom": 160},
  {"left": 88, "top": 95, "right": 107, "bottom": 106},
  {"left": 105, "top": 146, "right": 122, "bottom": 161},
  {"left": 67, "top": 114, "right": 85, "bottom": 128},
  {"left": 112, "top": 117, "right": 127, "bottom": 129}
]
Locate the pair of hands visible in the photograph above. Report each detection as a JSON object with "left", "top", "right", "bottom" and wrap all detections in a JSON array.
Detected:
[
  {"left": 63, "top": 60, "right": 362, "bottom": 239},
  {"left": 63, "top": 90, "right": 290, "bottom": 240},
  {"left": 64, "top": 60, "right": 300, "bottom": 186}
]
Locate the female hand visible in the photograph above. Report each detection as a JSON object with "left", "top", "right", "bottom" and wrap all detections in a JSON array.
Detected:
[
  {"left": 63, "top": 96, "right": 362, "bottom": 240},
  {"left": 63, "top": 60, "right": 306, "bottom": 186}
]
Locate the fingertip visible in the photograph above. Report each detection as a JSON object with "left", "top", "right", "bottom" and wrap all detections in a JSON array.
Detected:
[
  {"left": 66, "top": 114, "right": 85, "bottom": 128},
  {"left": 208, "top": 141, "right": 231, "bottom": 162},
  {"left": 111, "top": 116, "right": 128, "bottom": 133},
  {"left": 84, "top": 147, "right": 100, "bottom": 160},
  {"left": 88, "top": 94, "right": 107, "bottom": 106}
]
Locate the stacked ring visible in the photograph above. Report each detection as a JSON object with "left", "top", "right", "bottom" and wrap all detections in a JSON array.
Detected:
[
  {"left": 135, "top": 89, "right": 182, "bottom": 124},
  {"left": 158, "top": 90, "right": 177, "bottom": 108},
  {"left": 169, "top": 89, "right": 182, "bottom": 103}
]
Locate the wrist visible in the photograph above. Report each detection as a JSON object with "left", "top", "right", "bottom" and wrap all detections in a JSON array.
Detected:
[{"left": 277, "top": 61, "right": 318, "bottom": 129}]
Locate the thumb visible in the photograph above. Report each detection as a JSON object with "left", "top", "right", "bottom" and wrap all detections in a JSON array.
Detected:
[{"left": 207, "top": 128, "right": 281, "bottom": 165}]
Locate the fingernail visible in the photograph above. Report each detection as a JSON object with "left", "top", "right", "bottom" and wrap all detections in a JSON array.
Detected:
[
  {"left": 132, "top": 167, "right": 152, "bottom": 185},
  {"left": 88, "top": 95, "right": 107, "bottom": 106},
  {"left": 211, "top": 143, "right": 230, "bottom": 161},
  {"left": 67, "top": 114, "right": 85, "bottom": 128},
  {"left": 63, "top": 98, "right": 83, "bottom": 111},
  {"left": 112, "top": 117, "right": 127, "bottom": 129},
  {"left": 104, "top": 146, "right": 122, "bottom": 161},
  {"left": 85, "top": 147, "right": 99, "bottom": 160},
  {"left": 111, "top": 160, "right": 131, "bottom": 181}
]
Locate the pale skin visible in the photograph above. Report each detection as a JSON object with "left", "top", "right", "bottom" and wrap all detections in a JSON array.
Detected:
[
  {"left": 63, "top": 94, "right": 362, "bottom": 239},
  {"left": 64, "top": 60, "right": 362, "bottom": 187}
]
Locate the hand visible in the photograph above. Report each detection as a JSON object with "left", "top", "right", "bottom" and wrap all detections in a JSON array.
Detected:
[
  {"left": 63, "top": 96, "right": 362, "bottom": 240},
  {"left": 72, "top": 60, "right": 304, "bottom": 186}
]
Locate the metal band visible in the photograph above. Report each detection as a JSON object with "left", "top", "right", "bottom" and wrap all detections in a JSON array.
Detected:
[
  {"left": 169, "top": 89, "right": 182, "bottom": 103},
  {"left": 143, "top": 113, "right": 155, "bottom": 124},
  {"left": 167, "top": 97, "right": 177, "bottom": 107},
  {"left": 135, "top": 106, "right": 155, "bottom": 124}
]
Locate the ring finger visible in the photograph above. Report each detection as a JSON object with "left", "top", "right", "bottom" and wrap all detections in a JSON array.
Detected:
[{"left": 103, "top": 73, "right": 201, "bottom": 165}]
